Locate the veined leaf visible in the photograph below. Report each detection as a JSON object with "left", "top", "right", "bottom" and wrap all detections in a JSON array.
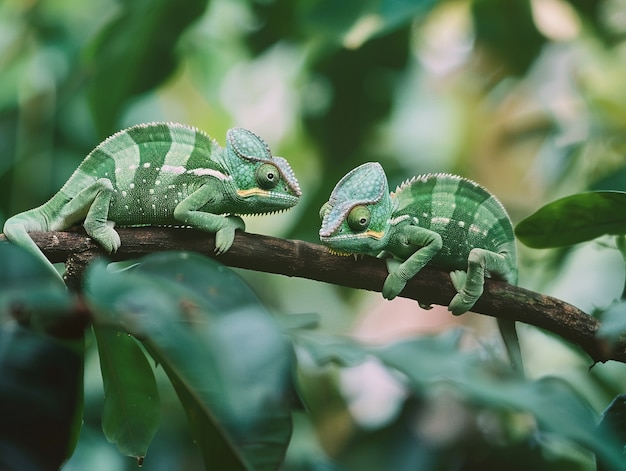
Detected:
[
  {"left": 94, "top": 326, "right": 160, "bottom": 463},
  {"left": 0, "top": 326, "right": 83, "bottom": 471},
  {"left": 515, "top": 191, "right": 626, "bottom": 248},
  {"left": 85, "top": 253, "right": 293, "bottom": 470},
  {"left": 0, "top": 243, "right": 84, "bottom": 468}
]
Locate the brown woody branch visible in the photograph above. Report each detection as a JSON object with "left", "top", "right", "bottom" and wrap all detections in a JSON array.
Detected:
[{"left": 1, "top": 227, "right": 620, "bottom": 363}]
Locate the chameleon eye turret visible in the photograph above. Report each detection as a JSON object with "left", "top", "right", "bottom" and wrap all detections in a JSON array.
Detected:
[
  {"left": 255, "top": 163, "right": 280, "bottom": 190},
  {"left": 347, "top": 205, "right": 370, "bottom": 232}
]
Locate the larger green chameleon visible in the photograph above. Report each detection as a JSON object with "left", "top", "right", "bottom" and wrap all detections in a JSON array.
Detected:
[
  {"left": 319, "top": 162, "right": 521, "bottom": 370},
  {"left": 3, "top": 122, "right": 301, "bottom": 284}
]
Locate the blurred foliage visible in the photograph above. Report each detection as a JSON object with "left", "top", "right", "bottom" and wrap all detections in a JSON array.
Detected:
[{"left": 4, "top": 0, "right": 626, "bottom": 469}]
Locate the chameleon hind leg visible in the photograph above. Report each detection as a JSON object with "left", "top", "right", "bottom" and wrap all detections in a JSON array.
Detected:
[
  {"left": 449, "top": 248, "right": 523, "bottom": 374},
  {"left": 448, "top": 248, "right": 512, "bottom": 315},
  {"left": 63, "top": 178, "right": 120, "bottom": 252},
  {"left": 3, "top": 178, "right": 118, "bottom": 286},
  {"left": 3, "top": 213, "right": 66, "bottom": 284}
]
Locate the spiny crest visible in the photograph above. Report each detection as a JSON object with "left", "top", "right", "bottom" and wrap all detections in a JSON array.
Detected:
[
  {"left": 97, "top": 122, "right": 189, "bottom": 145},
  {"left": 320, "top": 162, "right": 388, "bottom": 237},
  {"left": 391, "top": 172, "right": 468, "bottom": 195}
]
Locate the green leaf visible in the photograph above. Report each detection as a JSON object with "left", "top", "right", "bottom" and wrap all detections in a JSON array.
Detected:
[
  {"left": 85, "top": 0, "right": 210, "bottom": 136},
  {"left": 515, "top": 191, "right": 626, "bottom": 248},
  {"left": 0, "top": 243, "right": 73, "bottom": 324},
  {"left": 0, "top": 326, "right": 83, "bottom": 471},
  {"left": 597, "top": 394, "right": 626, "bottom": 471},
  {"left": 0, "top": 242, "right": 84, "bottom": 465},
  {"left": 302, "top": 0, "right": 436, "bottom": 47},
  {"left": 94, "top": 325, "right": 160, "bottom": 462},
  {"left": 85, "top": 252, "right": 293, "bottom": 470},
  {"left": 295, "top": 330, "right": 623, "bottom": 468},
  {"left": 471, "top": 0, "right": 546, "bottom": 75}
]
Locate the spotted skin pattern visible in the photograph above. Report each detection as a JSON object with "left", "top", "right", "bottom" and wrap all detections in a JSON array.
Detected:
[
  {"left": 320, "top": 162, "right": 521, "bottom": 371},
  {"left": 4, "top": 122, "right": 301, "bottom": 284}
]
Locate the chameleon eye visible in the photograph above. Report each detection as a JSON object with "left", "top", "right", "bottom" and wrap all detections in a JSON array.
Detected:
[
  {"left": 255, "top": 163, "right": 280, "bottom": 189},
  {"left": 347, "top": 205, "right": 370, "bottom": 232}
]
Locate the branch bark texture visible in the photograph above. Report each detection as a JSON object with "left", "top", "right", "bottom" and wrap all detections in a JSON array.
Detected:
[{"left": 1, "top": 227, "right": 620, "bottom": 364}]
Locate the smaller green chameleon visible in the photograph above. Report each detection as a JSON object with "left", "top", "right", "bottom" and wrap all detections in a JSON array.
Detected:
[
  {"left": 319, "top": 162, "right": 521, "bottom": 369},
  {"left": 3, "top": 122, "right": 301, "bottom": 284}
]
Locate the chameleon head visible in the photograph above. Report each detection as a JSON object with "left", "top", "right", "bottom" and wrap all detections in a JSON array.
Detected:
[
  {"left": 319, "top": 162, "right": 393, "bottom": 254},
  {"left": 225, "top": 128, "right": 302, "bottom": 213}
]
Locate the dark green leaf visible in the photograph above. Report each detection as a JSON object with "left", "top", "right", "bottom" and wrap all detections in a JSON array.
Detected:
[
  {"left": 471, "top": 0, "right": 546, "bottom": 75},
  {"left": 85, "top": 0, "right": 210, "bottom": 136},
  {"left": 94, "top": 325, "right": 160, "bottom": 461},
  {"left": 302, "top": 0, "right": 435, "bottom": 46},
  {"left": 0, "top": 242, "right": 73, "bottom": 325},
  {"left": 0, "top": 326, "right": 83, "bottom": 471},
  {"left": 597, "top": 394, "right": 626, "bottom": 471},
  {"left": 85, "top": 253, "right": 293, "bottom": 470},
  {"left": 515, "top": 191, "right": 626, "bottom": 248}
]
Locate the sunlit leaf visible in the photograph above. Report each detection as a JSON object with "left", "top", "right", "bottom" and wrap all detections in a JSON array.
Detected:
[
  {"left": 94, "top": 326, "right": 160, "bottom": 462},
  {"left": 515, "top": 191, "right": 626, "bottom": 248},
  {"left": 85, "top": 253, "right": 293, "bottom": 470}
]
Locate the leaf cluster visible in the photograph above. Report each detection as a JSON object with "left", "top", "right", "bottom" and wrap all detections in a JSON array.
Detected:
[{"left": 1, "top": 243, "right": 626, "bottom": 470}]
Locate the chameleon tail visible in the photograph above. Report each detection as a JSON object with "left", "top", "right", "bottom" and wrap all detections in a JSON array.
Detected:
[{"left": 498, "top": 318, "right": 524, "bottom": 375}]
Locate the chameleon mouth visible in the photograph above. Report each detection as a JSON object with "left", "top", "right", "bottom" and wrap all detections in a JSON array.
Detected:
[
  {"left": 327, "top": 248, "right": 352, "bottom": 257},
  {"left": 319, "top": 229, "right": 385, "bottom": 242},
  {"left": 248, "top": 208, "right": 291, "bottom": 216}
]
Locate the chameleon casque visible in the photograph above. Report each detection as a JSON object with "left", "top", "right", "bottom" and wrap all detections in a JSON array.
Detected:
[
  {"left": 319, "top": 162, "right": 521, "bottom": 371},
  {"left": 3, "top": 122, "right": 301, "bottom": 283}
]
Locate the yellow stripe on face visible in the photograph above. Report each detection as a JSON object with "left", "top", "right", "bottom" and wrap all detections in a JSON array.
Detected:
[
  {"left": 364, "top": 229, "right": 385, "bottom": 239},
  {"left": 237, "top": 188, "right": 270, "bottom": 198}
]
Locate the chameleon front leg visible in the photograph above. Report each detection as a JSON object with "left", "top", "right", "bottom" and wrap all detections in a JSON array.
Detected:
[
  {"left": 173, "top": 185, "right": 245, "bottom": 254},
  {"left": 382, "top": 225, "right": 443, "bottom": 300}
]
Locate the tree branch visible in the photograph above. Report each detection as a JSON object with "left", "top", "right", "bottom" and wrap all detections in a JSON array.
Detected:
[{"left": 1, "top": 227, "right": 621, "bottom": 363}]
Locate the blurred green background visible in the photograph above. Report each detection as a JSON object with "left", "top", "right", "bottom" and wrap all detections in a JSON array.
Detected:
[{"left": 3, "top": 0, "right": 626, "bottom": 469}]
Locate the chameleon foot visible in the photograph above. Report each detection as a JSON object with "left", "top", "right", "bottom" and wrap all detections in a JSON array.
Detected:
[{"left": 214, "top": 215, "right": 245, "bottom": 254}]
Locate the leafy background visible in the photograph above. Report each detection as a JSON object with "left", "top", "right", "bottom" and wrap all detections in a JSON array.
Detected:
[{"left": 3, "top": 0, "right": 626, "bottom": 469}]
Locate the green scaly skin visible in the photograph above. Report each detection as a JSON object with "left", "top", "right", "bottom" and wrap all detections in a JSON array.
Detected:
[
  {"left": 4, "top": 122, "right": 301, "bottom": 285},
  {"left": 319, "top": 162, "right": 522, "bottom": 373}
]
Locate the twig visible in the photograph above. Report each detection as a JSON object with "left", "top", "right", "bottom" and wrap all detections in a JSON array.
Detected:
[{"left": 0, "top": 227, "right": 619, "bottom": 363}]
